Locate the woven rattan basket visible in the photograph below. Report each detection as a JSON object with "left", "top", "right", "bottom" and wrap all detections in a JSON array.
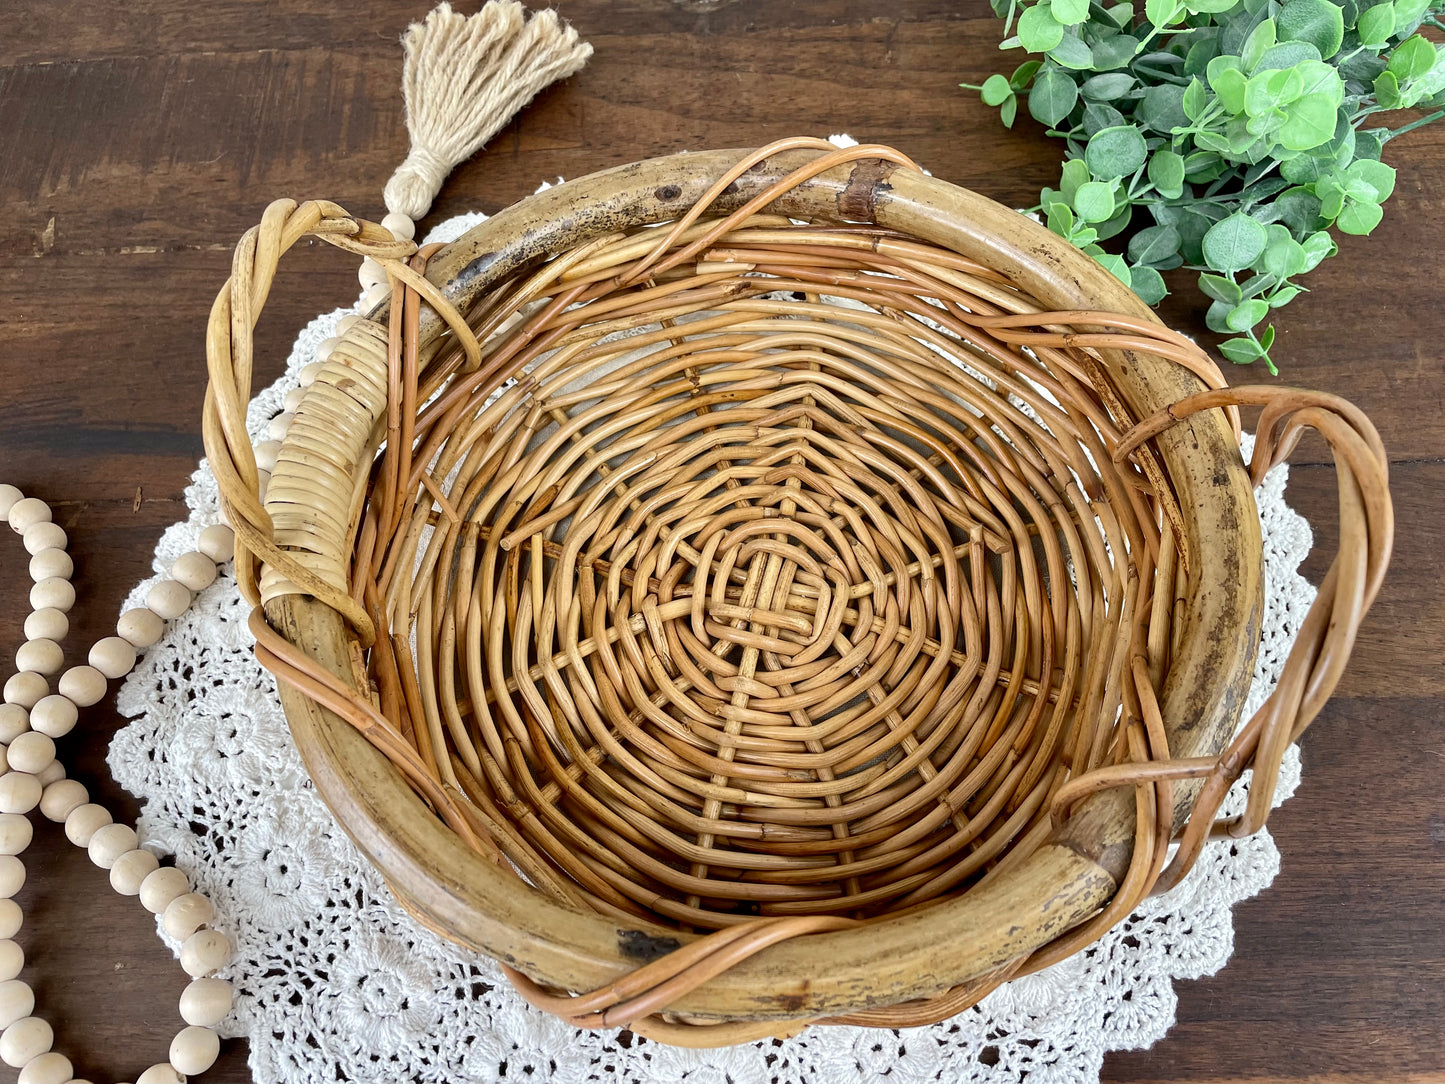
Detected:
[{"left": 203, "top": 139, "right": 1392, "bottom": 1046}]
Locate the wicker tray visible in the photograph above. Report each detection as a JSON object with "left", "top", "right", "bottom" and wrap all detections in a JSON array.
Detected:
[{"left": 202, "top": 139, "right": 1391, "bottom": 1046}]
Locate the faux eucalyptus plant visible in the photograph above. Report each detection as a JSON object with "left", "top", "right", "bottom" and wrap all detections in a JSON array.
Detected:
[{"left": 964, "top": 0, "right": 1445, "bottom": 370}]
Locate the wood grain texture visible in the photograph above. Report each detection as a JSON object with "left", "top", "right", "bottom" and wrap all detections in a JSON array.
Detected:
[{"left": 0, "top": 1, "right": 1440, "bottom": 1080}]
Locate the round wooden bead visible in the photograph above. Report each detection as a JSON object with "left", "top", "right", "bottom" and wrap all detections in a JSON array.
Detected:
[
  {"left": 110, "top": 848, "right": 160, "bottom": 895},
  {"left": 146, "top": 580, "right": 192, "bottom": 620},
  {"left": 87, "top": 822, "right": 138, "bottom": 869},
  {"left": 0, "top": 980, "right": 33, "bottom": 1029},
  {"left": 179, "top": 977, "right": 232, "bottom": 1027},
  {"left": 0, "top": 775, "right": 41, "bottom": 816},
  {"left": 20, "top": 522, "right": 65, "bottom": 557},
  {"left": 171, "top": 552, "right": 217, "bottom": 592},
  {"left": 0, "top": 486, "right": 20, "bottom": 519},
  {"left": 198, "top": 524, "right": 235, "bottom": 563},
  {"left": 89, "top": 636, "right": 138, "bottom": 680},
  {"left": 317, "top": 335, "right": 342, "bottom": 360},
  {"left": 28, "top": 695, "right": 77, "bottom": 739},
  {"left": 0, "top": 943, "right": 21, "bottom": 982},
  {"left": 266, "top": 411, "right": 295, "bottom": 442},
  {"left": 1, "top": 674, "right": 46, "bottom": 710},
  {"left": 253, "top": 438, "right": 282, "bottom": 472},
  {"left": 13, "top": 640, "right": 62, "bottom": 677},
  {"left": 179, "top": 929, "right": 230, "bottom": 977},
  {"left": 7, "top": 733, "right": 55, "bottom": 776},
  {"left": 140, "top": 866, "right": 190, "bottom": 914},
  {"left": 136, "top": 1064, "right": 184, "bottom": 1084},
  {"left": 362, "top": 284, "right": 390, "bottom": 310},
  {"left": 0, "top": 857, "right": 23, "bottom": 899},
  {"left": 0, "top": 708, "right": 24, "bottom": 746},
  {"left": 27, "top": 549, "right": 72, "bottom": 584},
  {"left": 336, "top": 314, "right": 362, "bottom": 333},
  {"left": 169, "top": 1025, "right": 220, "bottom": 1076},
  {"left": 28, "top": 578, "right": 74, "bottom": 614},
  {"left": 0, "top": 817, "right": 32, "bottom": 858},
  {"left": 39, "top": 779, "right": 87, "bottom": 823},
  {"left": 33, "top": 761, "right": 63, "bottom": 788},
  {"left": 282, "top": 385, "right": 306, "bottom": 413},
  {"left": 297, "top": 361, "right": 324, "bottom": 387},
  {"left": 382, "top": 211, "right": 416, "bottom": 241},
  {"left": 21, "top": 608, "right": 67, "bottom": 643},
  {"left": 117, "top": 607, "right": 165, "bottom": 648},
  {"left": 162, "top": 893, "right": 214, "bottom": 940},
  {"left": 16, "top": 1051, "right": 72, "bottom": 1084},
  {"left": 63, "top": 803, "right": 111, "bottom": 848},
  {"left": 6, "top": 498, "right": 50, "bottom": 534},
  {"left": 0, "top": 902, "right": 20, "bottom": 941},
  {"left": 57, "top": 666, "right": 105, "bottom": 708},
  {"left": 0, "top": 1015, "right": 49, "bottom": 1068},
  {"left": 358, "top": 258, "right": 387, "bottom": 290}
]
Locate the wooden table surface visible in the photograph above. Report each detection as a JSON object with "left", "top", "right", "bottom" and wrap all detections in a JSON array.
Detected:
[{"left": 1, "top": 1, "right": 1441, "bottom": 1081}]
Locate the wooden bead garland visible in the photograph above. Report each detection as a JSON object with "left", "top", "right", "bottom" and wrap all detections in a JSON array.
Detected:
[{"left": 3, "top": 485, "right": 236, "bottom": 1081}]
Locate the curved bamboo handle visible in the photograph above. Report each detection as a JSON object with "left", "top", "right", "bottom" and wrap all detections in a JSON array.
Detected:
[{"left": 1100, "top": 386, "right": 1393, "bottom": 893}]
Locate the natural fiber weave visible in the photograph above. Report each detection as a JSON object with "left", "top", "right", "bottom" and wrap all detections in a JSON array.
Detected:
[{"left": 203, "top": 139, "right": 1392, "bottom": 1044}]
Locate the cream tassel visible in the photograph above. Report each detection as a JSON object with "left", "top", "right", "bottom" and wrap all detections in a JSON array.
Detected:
[{"left": 383, "top": 1, "right": 592, "bottom": 222}]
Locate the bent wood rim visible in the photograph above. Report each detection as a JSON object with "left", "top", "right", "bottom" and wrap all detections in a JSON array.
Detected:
[{"left": 270, "top": 148, "right": 1263, "bottom": 1021}]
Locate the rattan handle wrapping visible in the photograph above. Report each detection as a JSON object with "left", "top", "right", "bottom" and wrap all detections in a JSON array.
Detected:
[{"left": 200, "top": 144, "right": 1391, "bottom": 1041}]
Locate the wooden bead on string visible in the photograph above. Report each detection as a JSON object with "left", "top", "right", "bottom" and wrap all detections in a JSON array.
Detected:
[
  {"left": 38, "top": 779, "right": 87, "bottom": 823},
  {"left": 0, "top": 818, "right": 31, "bottom": 858},
  {"left": 169, "top": 1025, "right": 220, "bottom": 1076},
  {"left": 27, "top": 579, "right": 74, "bottom": 614},
  {"left": 0, "top": 979, "right": 30, "bottom": 1030},
  {"left": 198, "top": 524, "right": 235, "bottom": 563},
  {"left": 283, "top": 386, "right": 306, "bottom": 412},
  {"left": 20, "top": 522, "right": 65, "bottom": 557},
  {"left": 136, "top": 1062, "right": 185, "bottom": 1084},
  {"left": 146, "top": 580, "right": 192, "bottom": 620},
  {"left": 0, "top": 858, "right": 23, "bottom": 900},
  {"left": 33, "top": 761, "right": 62, "bottom": 789},
  {"left": 110, "top": 849, "right": 161, "bottom": 895},
  {"left": 173, "top": 551, "right": 218, "bottom": 592},
  {"left": 15, "top": 1051, "right": 72, "bottom": 1084},
  {"left": 0, "top": 944, "right": 20, "bottom": 984},
  {"left": 0, "top": 902, "right": 17, "bottom": 941},
  {"left": 22, "top": 609, "right": 67, "bottom": 644},
  {"left": 89, "top": 636, "right": 138, "bottom": 679},
  {"left": 266, "top": 412, "right": 295, "bottom": 441},
  {"left": 0, "top": 1016, "right": 50, "bottom": 1070},
  {"left": 316, "top": 336, "right": 341, "bottom": 360},
  {"left": 63, "top": 803, "right": 111, "bottom": 848},
  {"left": 27, "top": 549, "right": 72, "bottom": 583},
  {"left": 179, "top": 929, "right": 231, "bottom": 978},
  {"left": 28, "top": 696, "right": 77, "bottom": 739},
  {"left": 87, "top": 822, "right": 138, "bottom": 869},
  {"left": 140, "top": 866, "right": 190, "bottom": 915},
  {"left": 0, "top": 707, "right": 23, "bottom": 745},
  {"left": 117, "top": 607, "right": 165, "bottom": 648},
  {"left": 179, "top": 977, "right": 232, "bottom": 1028},
  {"left": 5, "top": 499, "right": 50, "bottom": 534},
  {"left": 253, "top": 439, "right": 282, "bottom": 473},
  {"left": 162, "top": 893, "right": 214, "bottom": 940},
  {"left": 57, "top": 665, "right": 105, "bottom": 708},
  {"left": 12, "top": 640, "right": 62, "bottom": 677},
  {"left": 0, "top": 775, "right": 41, "bottom": 817},
  {"left": 1, "top": 674, "right": 46, "bottom": 710},
  {"left": 0, "top": 486, "right": 19, "bottom": 520},
  {"left": 297, "top": 361, "right": 324, "bottom": 387},
  {"left": 4, "top": 734, "right": 51, "bottom": 776}
]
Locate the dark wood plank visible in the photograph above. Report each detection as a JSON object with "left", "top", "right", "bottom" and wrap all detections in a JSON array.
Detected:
[{"left": 0, "top": 2, "right": 1441, "bottom": 1081}]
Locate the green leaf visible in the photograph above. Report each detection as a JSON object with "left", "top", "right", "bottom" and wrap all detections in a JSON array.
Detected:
[
  {"left": 1146, "top": 0, "right": 1184, "bottom": 26},
  {"left": 1106, "top": 1, "right": 1135, "bottom": 26},
  {"left": 1049, "top": 34, "right": 1095, "bottom": 69},
  {"left": 1199, "top": 272, "right": 1244, "bottom": 304},
  {"left": 1090, "top": 34, "right": 1141, "bottom": 69},
  {"left": 1074, "top": 180, "right": 1116, "bottom": 222},
  {"left": 1294, "top": 59, "right": 1345, "bottom": 106},
  {"left": 1183, "top": 150, "right": 1228, "bottom": 182},
  {"left": 1208, "top": 56, "right": 1249, "bottom": 114},
  {"left": 1189, "top": 0, "right": 1241, "bottom": 11},
  {"left": 1263, "top": 237, "right": 1309, "bottom": 278},
  {"left": 1019, "top": 4, "right": 1067, "bottom": 52},
  {"left": 1256, "top": 41, "right": 1323, "bottom": 72},
  {"left": 1148, "top": 149, "right": 1188, "bottom": 197},
  {"left": 1393, "top": 0, "right": 1431, "bottom": 27},
  {"left": 1060, "top": 157, "right": 1091, "bottom": 202},
  {"left": 1202, "top": 212, "right": 1270, "bottom": 272},
  {"left": 1260, "top": 323, "right": 1277, "bottom": 359},
  {"left": 1240, "top": 271, "right": 1278, "bottom": 298},
  {"left": 1129, "top": 264, "right": 1169, "bottom": 305},
  {"left": 1001, "top": 93, "right": 1019, "bottom": 127},
  {"left": 1093, "top": 251, "right": 1132, "bottom": 285},
  {"left": 1128, "top": 224, "right": 1184, "bottom": 266},
  {"left": 1270, "top": 284, "right": 1305, "bottom": 306},
  {"left": 1051, "top": 0, "right": 1091, "bottom": 23},
  {"left": 1389, "top": 35, "right": 1437, "bottom": 80},
  {"left": 1337, "top": 200, "right": 1385, "bottom": 234},
  {"left": 1354, "top": 129, "right": 1387, "bottom": 163},
  {"left": 1241, "top": 18, "right": 1277, "bottom": 71},
  {"left": 1206, "top": 298, "right": 1237, "bottom": 332},
  {"left": 1276, "top": 95, "right": 1338, "bottom": 150},
  {"left": 1299, "top": 229, "right": 1337, "bottom": 269},
  {"left": 1357, "top": 3, "right": 1395, "bottom": 45},
  {"left": 1182, "top": 77, "right": 1210, "bottom": 122},
  {"left": 1028, "top": 66, "right": 1080, "bottom": 125},
  {"left": 1010, "top": 59, "right": 1044, "bottom": 89},
  {"left": 1373, "top": 69, "right": 1404, "bottom": 109},
  {"left": 1083, "top": 101, "right": 1127, "bottom": 136},
  {"left": 981, "top": 74, "right": 1014, "bottom": 105},
  {"left": 1226, "top": 298, "right": 1270, "bottom": 331},
  {"left": 1081, "top": 72, "right": 1138, "bottom": 100},
  {"left": 1219, "top": 336, "right": 1266, "bottom": 363},
  {"left": 1093, "top": 201, "right": 1134, "bottom": 240},
  {"left": 1276, "top": 0, "right": 1345, "bottom": 59},
  {"left": 1138, "top": 84, "right": 1190, "bottom": 133},
  {"left": 1085, "top": 125, "right": 1150, "bottom": 177}
]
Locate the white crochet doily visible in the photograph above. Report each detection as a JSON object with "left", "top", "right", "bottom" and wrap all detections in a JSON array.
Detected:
[{"left": 109, "top": 211, "right": 1317, "bottom": 1084}]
